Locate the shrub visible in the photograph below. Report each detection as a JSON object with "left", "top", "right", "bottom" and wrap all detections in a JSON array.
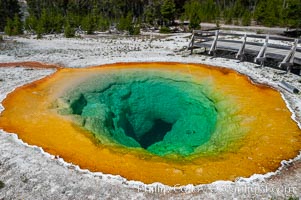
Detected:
[
  {"left": 98, "top": 17, "right": 110, "bottom": 32},
  {"left": 4, "top": 14, "right": 23, "bottom": 36},
  {"left": 216, "top": 20, "right": 220, "bottom": 28},
  {"left": 25, "top": 15, "right": 38, "bottom": 33},
  {"left": 242, "top": 12, "right": 251, "bottom": 26},
  {"left": 64, "top": 22, "right": 75, "bottom": 38},
  {"left": 189, "top": 13, "right": 201, "bottom": 30},
  {"left": 4, "top": 18, "right": 13, "bottom": 36},
  {"left": 0, "top": 180, "right": 4, "bottom": 189},
  {"left": 234, "top": 19, "right": 239, "bottom": 25},
  {"left": 36, "top": 22, "right": 44, "bottom": 39},
  {"left": 12, "top": 14, "right": 23, "bottom": 35},
  {"left": 117, "top": 13, "right": 132, "bottom": 32},
  {"left": 130, "top": 25, "right": 140, "bottom": 35},
  {"left": 288, "top": 197, "right": 299, "bottom": 200},
  {"left": 159, "top": 26, "right": 171, "bottom": 33},
  {"left": 81, "top": 15, "right": 96, "bottom": 34}
]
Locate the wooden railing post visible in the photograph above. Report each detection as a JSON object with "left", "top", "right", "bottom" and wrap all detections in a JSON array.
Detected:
[
  {"left": 236, "top": 34, "right": 247, "bottom": 61},
  {"left": 188, "top": 30, "right": 195, "bottom": 55},
  {"left": 208, "top": 30, "right": 219, "bottom": 56},
  {"left": 254, "top": 35, "right": 269, "bottom": 67},
  {"left": 279, "top": 39, "right": 298, "bottom": 73}
]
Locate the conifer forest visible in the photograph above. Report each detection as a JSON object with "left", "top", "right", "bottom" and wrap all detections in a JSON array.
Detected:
[{"left": 0, "top": 0, "right": 300, "bottom": 36}]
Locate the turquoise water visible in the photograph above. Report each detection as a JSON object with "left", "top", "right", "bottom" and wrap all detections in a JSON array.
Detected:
[{"left": 61, "top": 70, "right": 218, "bottom": 156}]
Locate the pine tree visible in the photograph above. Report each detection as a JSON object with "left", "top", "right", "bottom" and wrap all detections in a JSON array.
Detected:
[
  {"left": 4, "top": 18, "right": 13, "bottom": 36},
  {"left": 254, "top": 0, "right": 266, "bottom": 24},
  {"left": 117, "top": 13, "right": 133, "bottom": 32},
  {"left": 132, "top": 25, "right": 140, "bottom": 35},
  {"left": 183, "top": 0, "right": 201, "bottom": 29},
  {"left": 283, "top": 0, "right": 301, "bottom": 28},
  {"left": 161, "top": 0, "right": 176, "bottom": 25},
  {"left": 254, "top": 0, "right": 283, "bottom": 27},
  {"left": 0, "top": 0, "right": 21, "bottom": 31},
  {"left": 224, "top": 8, "right": 233, "bottom": 24},
  {"left": 36, "top": 21, "right": 44, "bottom": 39},
  {"left": 64, "top": 21, "right": 75, "bottom": 38},
  {"left": 263, "top": 0, "right": 280, "bottom": 26},
  {"left": 143, "top": 0, "right": 162, "bottom": 26},
  {"left": 20, "top": 0, "right": 301, "bottom": 35},
  {"left": 242, "top": 11, "right": 251, "bottom": 26},
  {"left": 12, "top": 14, "right": 23, "bottom": 35},
  {"left": 201, "top": 0, "right": 219, "bottom": 22},
  {"left": 144, "top": 5, "right": 156, "bottom": 25},
  {"left": 98, "top": 16, "right": 110, "bottom": 32},
  {"left": 3, "top": 14, "right": 22, "bottom": 36},
  {"left": 159, "top": 26, "right": 171, "bottom": 33},
  {"left": 30, "top": 8, "right": 50, "bottom": 35},
  {"left": 81, "top": 15, "right": 94, "bottom": 34},
  {"left": 42, "top": 10, "right": 64, "bottom": 34},
  {"left": 189, "top": 12, "right": 201, "bottom": 30},
  {"left": 25, "top": 15, "right": 38, "bottom": 33},
  {"left": 232, "top": 0, "right": 244, "bottom": 18}
]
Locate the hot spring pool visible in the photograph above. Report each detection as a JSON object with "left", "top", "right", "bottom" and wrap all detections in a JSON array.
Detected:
[{"left": 0, "top": 62, "right": 300, "bottom": 185}]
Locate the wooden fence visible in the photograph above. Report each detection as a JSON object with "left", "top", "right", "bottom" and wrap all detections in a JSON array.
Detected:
[{"left": 188, "top": 30, "right": 301, "bottom": 74}]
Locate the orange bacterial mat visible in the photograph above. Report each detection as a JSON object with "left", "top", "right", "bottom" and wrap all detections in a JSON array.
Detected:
[{"left": 0, "top": 62, "right": 300, "bottom": 185}]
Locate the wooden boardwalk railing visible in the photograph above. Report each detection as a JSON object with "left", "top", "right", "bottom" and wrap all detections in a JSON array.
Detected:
[{"left": 188, "top": 30, "right": 301, "bottom": 74}]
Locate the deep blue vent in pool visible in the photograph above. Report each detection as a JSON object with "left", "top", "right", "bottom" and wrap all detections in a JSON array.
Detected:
[{"left": 139, "top": 119, "right": 173, "bottom": 149}]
